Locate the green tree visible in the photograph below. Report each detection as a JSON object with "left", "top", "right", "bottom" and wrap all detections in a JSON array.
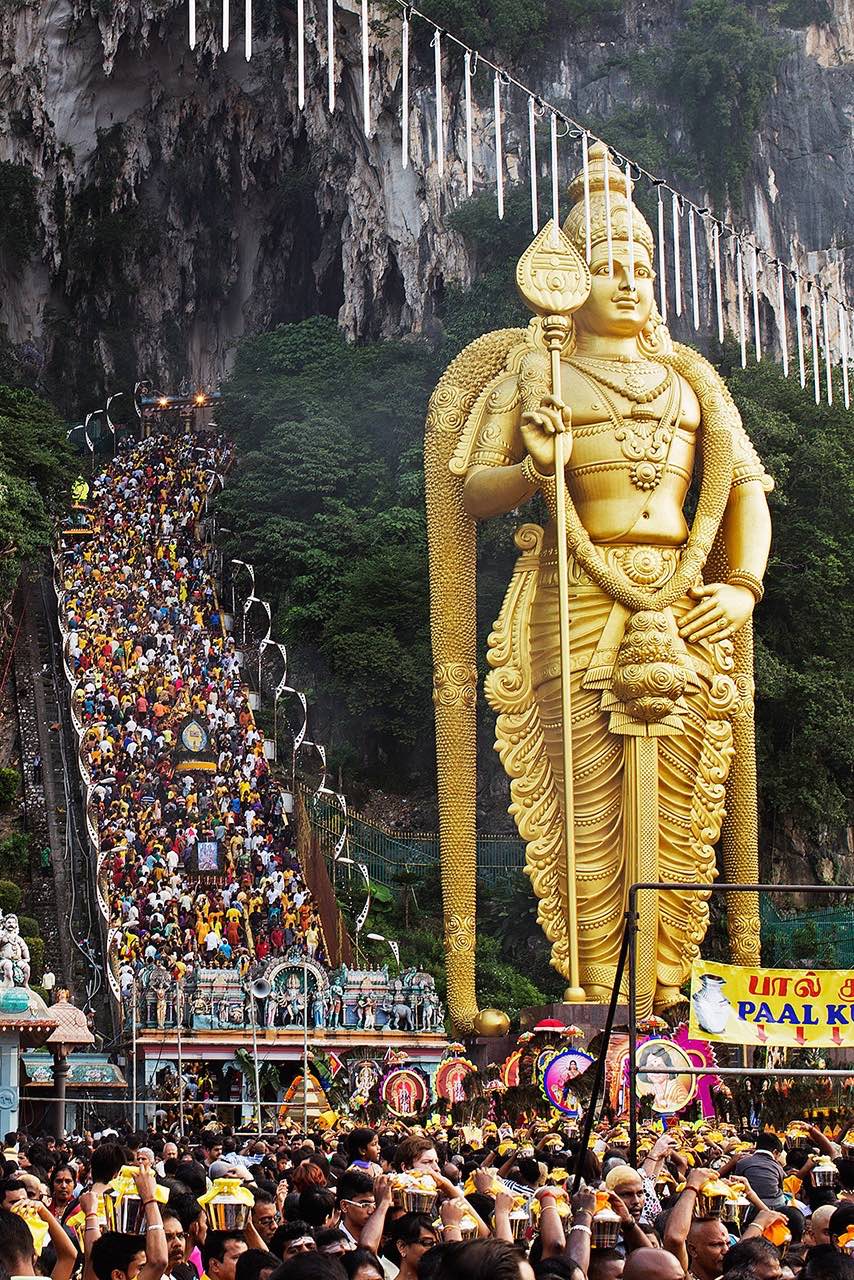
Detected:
[
  {"left": 721, "top": 351, "right": 854, "bottom": 832},
  {"left": 665, "top": 0, "right": 786, "bottom": 205}
]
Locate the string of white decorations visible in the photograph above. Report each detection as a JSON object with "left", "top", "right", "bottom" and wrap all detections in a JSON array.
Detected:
[
  {"left": 401, "top": 11, "right": 409, "bottom": 168},
  {"left": 528, "top": 99, "right": 539, "bottom": 235},
  {"left": 194, "top": 0, "right": 850, "bottom": 406},
  {"left": 327, "top": 0, "right": 335, "bottom": 110},
  {"left": 493, "top": 72, "right": 503, "bottom": 218},
  {"left": 433, "top": 30, "right": 444, "bottom": 176}
]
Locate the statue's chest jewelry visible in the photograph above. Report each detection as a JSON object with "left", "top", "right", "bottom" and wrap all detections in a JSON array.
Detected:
[{"left": 569, "top": 367, "right": 683, "bottom": 492}]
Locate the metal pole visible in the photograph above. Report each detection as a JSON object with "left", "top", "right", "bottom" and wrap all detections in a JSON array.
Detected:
[
  {"left": 572, "top": 916, "right": 631, "bottom": 1193},
  {"left": 627, "top": 895, "right": 639, "bottom": 1166},
  {"left": 53, "top": 1048, "right": 68, "bottom": 1139},
  {"left": 303, "top": 963, "right": 310, "bottom": 1134},
  {"left": 550, "top": 343, "right": 583, "bottom": 1004},
  {"left": 250, "top": 994, "right": 262, "bottom": 1137},
  {"left": 131, "top": 980, "right": 138, "bottom": 1130},
  {"left": 176, "top": 984, "right": 185, "bottom": 1138}
]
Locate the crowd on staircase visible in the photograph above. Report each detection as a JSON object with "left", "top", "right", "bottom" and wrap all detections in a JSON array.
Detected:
[{"left": 55, "top": 431, "right": 325, "bottom": 1004}]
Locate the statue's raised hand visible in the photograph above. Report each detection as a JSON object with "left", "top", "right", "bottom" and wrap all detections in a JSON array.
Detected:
[{"left": 521, "top": 395, "right": 572, "bottom": 477}]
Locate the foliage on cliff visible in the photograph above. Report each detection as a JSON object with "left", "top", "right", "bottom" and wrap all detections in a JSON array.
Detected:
[
  {"left": 217, "top": 187, "right": 852, "bottom": 839},
  {"left": 0, "top": 384, "right": 73, "bottom": 605}
]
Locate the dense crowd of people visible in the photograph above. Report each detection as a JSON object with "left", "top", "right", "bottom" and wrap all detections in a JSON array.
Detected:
[
  {"left": 2, "top": 1116, "right": 854, "bottom": 1280},
  {"left": 57, "top": 432, "right": 326, "bottom": 1001}
]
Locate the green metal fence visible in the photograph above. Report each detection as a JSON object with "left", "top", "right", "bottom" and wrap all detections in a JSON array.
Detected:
[
  {"left": 307, "top": 794, "right": 854, "bottom": 965},
  {"left": 760, "top": 898, "right": 854, "bottom": 968},
  {"left": 307, "top": 795, "right": 526, "bottom": 887}
]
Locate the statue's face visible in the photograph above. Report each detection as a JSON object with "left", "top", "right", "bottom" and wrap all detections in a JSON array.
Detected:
[{"left": 575, "top": 243, "right": 655, "bottom": 339}]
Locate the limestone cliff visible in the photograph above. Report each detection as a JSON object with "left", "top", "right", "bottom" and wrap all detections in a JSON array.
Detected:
[{"left": 0, "top": 0, "right": 851, "bottom": 408}]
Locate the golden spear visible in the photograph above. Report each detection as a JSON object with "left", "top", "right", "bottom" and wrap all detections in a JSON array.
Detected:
[{"left": 516, "top": 220, "right": 591, "bottom": 1002}]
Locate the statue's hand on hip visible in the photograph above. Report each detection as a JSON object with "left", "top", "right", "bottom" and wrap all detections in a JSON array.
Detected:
[
  {"left": 678, "top": 583, "right": 755, "bottom": 644},
  {"left": 521, "top": 395, "right": 572, "bottom": 475}
]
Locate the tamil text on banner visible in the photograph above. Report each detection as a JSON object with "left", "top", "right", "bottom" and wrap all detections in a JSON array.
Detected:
[{"left": 689, "top": 961, "right": 854, "bottom": 1048}]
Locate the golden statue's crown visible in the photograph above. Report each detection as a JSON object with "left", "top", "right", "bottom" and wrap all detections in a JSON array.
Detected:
[{"left": 563, "top": 139, "right": 655, "bottom": 260}]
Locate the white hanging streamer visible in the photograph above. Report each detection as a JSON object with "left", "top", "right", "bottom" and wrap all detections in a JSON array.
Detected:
[
  {"left": 777, "top": 261, "right": 788, "bottom": 378},
  {"left": 361, "top": 0, "right": 370, "bottom": 137},
  {"left": 327, "top": 0, "right": 335, "bottom": 110},
  {"left": 809, "top": 288, "right": 820, "bottom": 405},
  {"left": 625, "top": 161, "right": 635, "bottom": 288},
  {"left": 401, "top": 12, "right": 409, "bottom": 168},
  {"left": 736, "top": 239, "right": 747, "bottom": 369},
  {"left": 464, "top": 51, "right": 473, "bottom": 197},
  {"left": 712, "top": 222, "right": 724, "bottom": 345},
  {"left": 527, "top": 98, "right": 538, "bottom": 234},
  {"left": 794, "top": 273, "right": 806, "bottom": 388},
  {"left": 189, "top": 0, "right": 196, "bottom": 49},
  {"left": 821, "top": 293, "right": 833, "bottom": 406},
  {"left": 223, "top": 0, "right": 230, "bottom": 51},
  {"left": 434, "top": 30, "right": 444, "bottom": 176},
  {"left": 657, "top": 188, "right": 667, "bottom": 324},
  {"left": 750, "top": 241, "right": 761, "bottom": 361},
  {"left": 297, "top": 0, "right": 305, "bottom": 105},
  {"left": 581, "top": 132, "right": 592, "bottom": 264},
  {"left": 672, "top": 192, "right": 682, "bottom": 318},
  {"left": 493, "top": 72, "right": 503, "bottom": 218},
  {"left": 688, "top": 206, "right": 700, "bottom": 330},
  {"left": 603, "top": 146, "right": 613, "bottom": 276},
  {"left": 839, "top": 303, "right": 850, "bottom": 409},
  {"left": 245, "top": 0, "right": 252, "bottom": 60},
  {"left": 549, "top": 112, "right": 559, "bottom": 239}
]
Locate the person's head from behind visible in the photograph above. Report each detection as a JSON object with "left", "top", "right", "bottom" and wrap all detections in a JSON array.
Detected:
[
  {"left": 723, "top": 1238, "right": 783, "bottom": 1280},
  {"left": 587, "top": 1249, "right": 624, "bottom": 1280},
  {"left": 755, "top": 1133, "right": 786, "bottom": 1165},
  {"left": 623, "top": 1249, "right": 684, "bottom": 1280},
  {"left": 299, "top": 1189, "right": 337, "bottom": 1229},
  {"left": 514, "top": 1158, "right": 542, "bottom": 1189},
  {"left": 0, "top": 1208, "right": 36, "bottom": 1275},
  {"left": 174, "top": 1158, "right": 209, "bottom": 1197},
  {"left": 236, "top": 1249, "right": 281, "bottom": 1280},
  {"left": 269, "top": 1256, "right": 346, "bottom": 1280},
  {"left": 830, "top": 1208, "right": 854, "bottom": 1251},
  {"left": 803, "top": 1246, "right": 854, "bottom": 1280},
  {"left": 91, "top": 1142, "right": 127, "bottom": 1185},
  {"left": 391, "top": 1213, "right": 439, "bottom": 1271},
  {"left": 431, "top": 1239, "right": 534, "bottom": 1280},
  {"left": 91, "top": 1232, "right": 147, "bottom": 1280},
  {"left": 202, "top": 1230, "right": 249, "bottom": 1280},
  {"left": 689, "top": 1215, "right": 731, "bottom": 1279},
  {"left": 341, "top": 1248, "right": 384, "bottom": 1280}
]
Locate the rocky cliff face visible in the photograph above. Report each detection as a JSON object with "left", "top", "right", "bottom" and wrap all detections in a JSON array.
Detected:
[{"left": 0, "top": 0, "right": 851, "bottom": 408}]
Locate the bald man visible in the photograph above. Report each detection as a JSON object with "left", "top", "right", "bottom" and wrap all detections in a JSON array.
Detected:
[
  {"left": 606, "top": 1167, "right": 647, "bottom": 1224},
  {"left": 806, "top": 1204, "right": 836, "bottom": 1247},
  {"left": 624, "top": 1247, "right": 685, "bottom": 1280}
]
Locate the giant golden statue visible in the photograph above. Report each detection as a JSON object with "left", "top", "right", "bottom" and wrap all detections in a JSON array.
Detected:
[{"left": 425, "top": 144, "right": 772, "bottom": 1032}]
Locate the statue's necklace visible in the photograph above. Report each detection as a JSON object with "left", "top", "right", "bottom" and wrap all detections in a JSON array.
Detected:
[
  {"left": 570, "top": 365, "right": 680, "bottom": 493},
  {"left": 569, "top": 355, "right": 671, "bottom": 403}
]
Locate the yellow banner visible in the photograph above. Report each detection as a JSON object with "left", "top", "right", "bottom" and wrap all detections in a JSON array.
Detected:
[{"left": 689, "top": 960, "right": 854, "bottom": 1048}]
